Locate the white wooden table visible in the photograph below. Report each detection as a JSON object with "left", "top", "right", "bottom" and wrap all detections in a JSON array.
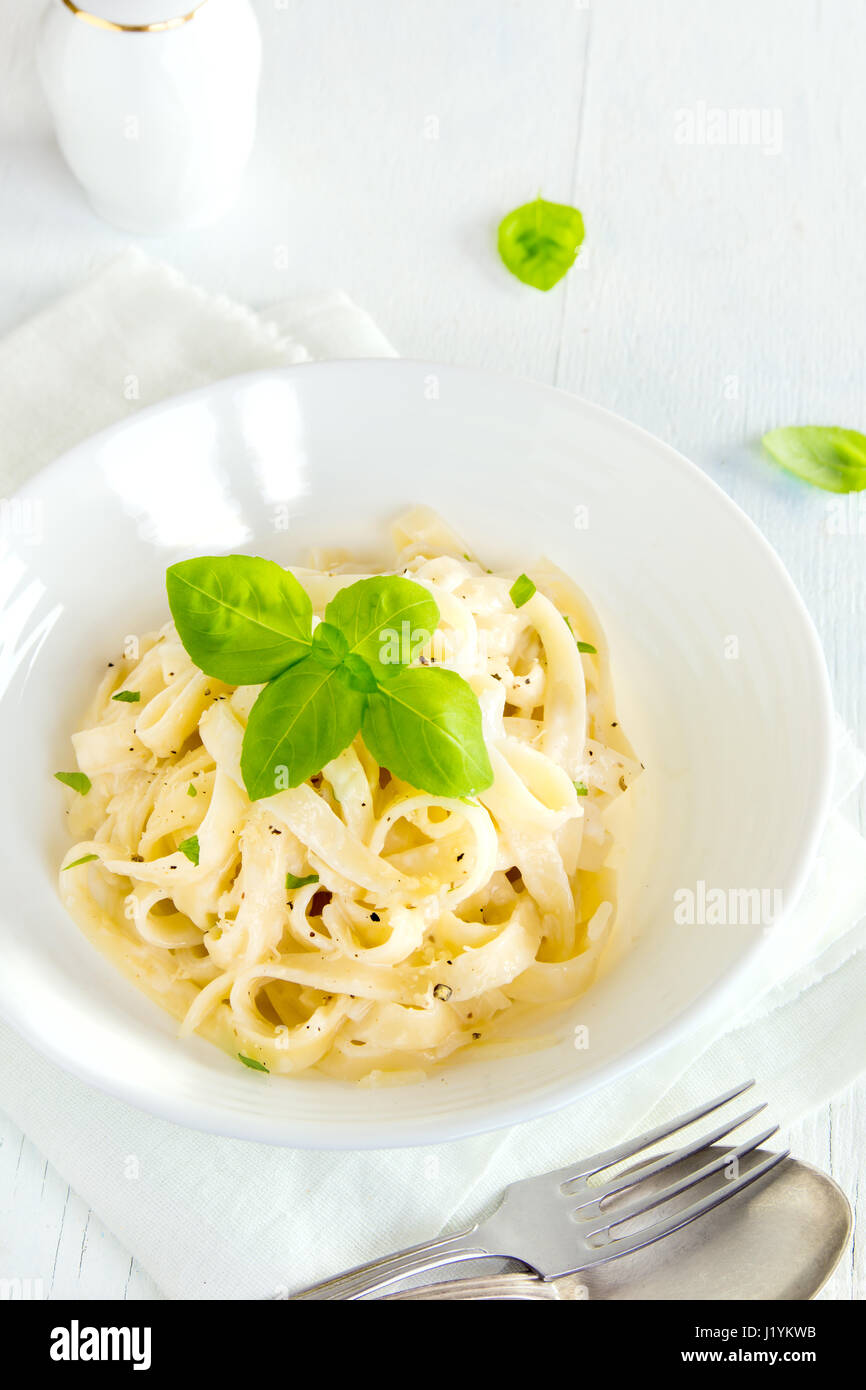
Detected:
[{"left": 0, "top": 0, "right": 863, "bottom": 1300}]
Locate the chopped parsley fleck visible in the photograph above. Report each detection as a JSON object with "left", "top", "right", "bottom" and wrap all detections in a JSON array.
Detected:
[
  {"left": 178, "top": 834, "right": 200, "bottom": 865},
  {"left": 238, "top": 1053, "right": 269, "bottom": 1072},
  {"left": 509, "top": 574, "right": 536, "bottom": 608},
  {"left": 54, "top": 771, "right": 91, "bottom": 796},
  {"left": 286, "top": 872, "right": 319, "bottom": 890},
  {"left": 62, "top": 853, "right": 99, "bottom": 871},
  {"left": 564, "top": 616, "right": 597, "bottom": 653}
]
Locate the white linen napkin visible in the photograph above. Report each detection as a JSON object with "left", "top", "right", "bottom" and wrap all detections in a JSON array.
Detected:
[{"left": 1, "top": 250, "right": 865, "bottom": 1301}]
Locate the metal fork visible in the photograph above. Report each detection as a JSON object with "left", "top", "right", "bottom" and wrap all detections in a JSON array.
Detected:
[{"left": 291, "top": 1080, "right": 787, "bottom": 1299}]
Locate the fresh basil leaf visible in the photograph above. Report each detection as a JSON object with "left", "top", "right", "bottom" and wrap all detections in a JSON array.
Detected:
[
  {"left": 54, "top": 771, "right": 91, "bottom": 795},
  {"left": 111, "top": 690, "right": 140, "bottom": 703},
  {"left": 509, "top": 574, "right": 536, "bottom": 608},
  {"left": 342, "top": 653, "right": 380, "bottom": 693},
  {"left": 240, "top": 655, "right": 365, "bottom": 801},
  {"left": 362, "top": 667, "right": 493, "bottom": 798},
  {"left": 286, "top": 871, "right": 319, "bottom": 890},
  {"left": 238, "top": 1053, "right": 269, "bottom": 1072},
  {"left": 325, "top": 576, "right": 439, "bottom": 678},
  {"left": 166, "top": 555, "right": 313, "bottom": 685},
  {"left": 311, "top": 621, "right": 349, "bottom": 666},
  {"left": 762, "top": 427, "right": 866, "bottom": 494},
  {"left": 574, "top": 781, "right": 589, "bottom": 796},
  {"left": 178, "top": 834, "right": 200, "bottom": 865},
  {"left": 498, "top": 196, "right": 585, "bottom": 291},
  {"left": 62, "top": 853, "right": 99, "bottom": 871}
]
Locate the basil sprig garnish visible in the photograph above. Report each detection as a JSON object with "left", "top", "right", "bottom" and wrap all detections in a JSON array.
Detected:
[
  {"left": 167, "top": 558, "right": 493, "bottom": 802},
  {"left": 762, "top": 426, "right": 866, "bottom": 494}
]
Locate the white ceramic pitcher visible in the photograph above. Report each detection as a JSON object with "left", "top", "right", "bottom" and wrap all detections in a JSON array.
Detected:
[{"left": 37, "top": 0, "right": 262, "bottom": 234}]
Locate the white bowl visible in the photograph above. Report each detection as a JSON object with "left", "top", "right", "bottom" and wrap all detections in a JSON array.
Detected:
[{"left": 0, "top": 362, "right": 833, "bottom": 1147}]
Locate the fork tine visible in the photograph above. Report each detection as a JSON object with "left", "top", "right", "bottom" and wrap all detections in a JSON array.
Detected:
[
  {"left": 572, "top": 1102, "right": 767, "bottom": 1208},
  {"left": 576, "top": 1147, "right": 789, "bottom": 1268},
  {"left": 583, "top": 1124, "right": 779, "bottom": 1238},
  {"left": 553, "top": 1079, "right": 756, "bottom": 1184}
]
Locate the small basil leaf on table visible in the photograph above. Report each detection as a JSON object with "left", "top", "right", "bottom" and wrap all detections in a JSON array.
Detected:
[
  {"left": 762, "top": 426, "right": 866, "bottom": 494},
  {"left": 498, "top": 196, "right": 585, "bottom": 291},
  {"left": 361, "top": 666, "right": 494, "bottom": 799},
  {"left": 324, "top": 576, "right": 440, "bottom": 678},
  {"left": 241, "top": 655, "right": 365, "bottom": 800},
  {"left": 166, "top": 555, "right": 313, "bottom": 684}
]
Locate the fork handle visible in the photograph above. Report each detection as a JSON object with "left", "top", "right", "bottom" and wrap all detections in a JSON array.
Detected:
[{"left": 290, "top": 1229, "right": 488, "bottom": 1300}]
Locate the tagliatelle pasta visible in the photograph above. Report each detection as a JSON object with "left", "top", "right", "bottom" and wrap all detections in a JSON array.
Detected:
[{"left": 57, "top": 508, "right": 641, "bottom": 1082}]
